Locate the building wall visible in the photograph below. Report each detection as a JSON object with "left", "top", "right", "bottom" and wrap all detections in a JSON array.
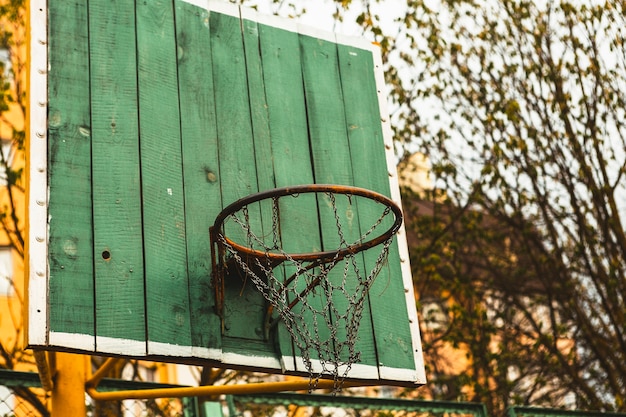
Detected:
[
  {"left": 0, "top": 7, "right": 39, "bottom": 413},
  {"left": 0, "top": 20, "right": 27, "bottom": 366}
]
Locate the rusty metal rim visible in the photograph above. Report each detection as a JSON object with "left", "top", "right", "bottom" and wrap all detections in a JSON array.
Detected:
[{"left": 211, "top": 184, "right": 403, "bottom": 263}]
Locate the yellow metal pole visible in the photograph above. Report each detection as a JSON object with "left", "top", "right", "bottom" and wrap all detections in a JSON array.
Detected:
[
  {"left": 86, "top": 360, "right": 373, "bottom": 402},
  {"left": 51, "top": 353, "right": 88, "bottom": 416},
  {"left": 87, "top": 378, "right": 372, "bottom": 401},
  {"left": 88, "top": 356, "right": 122, "bottom": 385}
]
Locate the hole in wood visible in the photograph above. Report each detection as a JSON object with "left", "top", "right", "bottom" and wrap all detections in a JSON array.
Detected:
[{"left": 102, "top": 250, "right": 111, "bottom": 260}]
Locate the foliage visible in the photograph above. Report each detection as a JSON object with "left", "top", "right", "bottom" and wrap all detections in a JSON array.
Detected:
[
  {"left": 5, "top": 0, "right": 625, "bottom": 415},
  {"left": 245, "top": 0, "right": 625, "bottom": 413},
  {"left": 227, "top": 0, "right": 626, "bottom": 414},
  {"left": 325, "top": 0, "right": 625, "bottom": 414}
]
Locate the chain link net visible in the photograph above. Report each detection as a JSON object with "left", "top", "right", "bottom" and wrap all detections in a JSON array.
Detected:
[
  {"left": 0, "top": 382, "right": 194, "bottom": 417},
  {"left": 0, "top": 386, "right": 43, "bottom": 417},
  {"left": 87, "top": 397, "right": 190, "bottom": 416},
  {"left": 215, "top": 190, "right": 397, "bottom": 392}
]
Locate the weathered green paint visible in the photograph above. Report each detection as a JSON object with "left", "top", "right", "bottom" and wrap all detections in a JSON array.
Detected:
[
  {"left": 88, "top": 0, "right": 146, "bottom": 348},
  {"left": 136, "top": 0, "right": 193, "bottom": 353},
  {"left": 254, "top": 20, "right": 320, "bottom": 369},
  {"left": 299, "top": 33, "right": 350, "bottom": 368},
  {"left": 43, "top": 0, "right": 420, "bottom": 384},
  {"left": 337, "top": 42, "right": 416, "bottom": 372},
  {"left": 298, "top": 33, "right": 379, "bottom": 368},
  {"left": 242, "top": 18, "right": 275, "bottom": 193},
  {"left": 174, "top": 0, "right": 222, "bottom": 352},
  {"left": 210, "top": 11, "right": 266, "bottom": 342},
  {"left": 47, "top": 0, "right": 94, "bottom": 339}
]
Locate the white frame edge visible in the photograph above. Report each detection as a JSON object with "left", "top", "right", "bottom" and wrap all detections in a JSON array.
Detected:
[
  {"left": 178, "top": 0, "right": 208, "bottom": 11},
  {"left": 49, "top": 331, "right": 96, "bottom": 353},
  {"left": 30, "top": 0, "right": 426, "bottom": 385},
  {"left": 206, "top": 0, "right": 238, "bottom": 17},
  {"left": 95, "top": 336, "right": 146, "bottom": 357},
  {"left": 288, "top": 356, "right": 380, "bottom": 382},
  {"left": 28, "top": 0, "right": 49, "bottom": 347},
  {"left": 239, "top": 3, "right": 298, "bottom": 33},
  {"left": 372, "top": 43, "right": 427, "bottom": 384},
  {"left": 221, "top": 351, "right": 281, "bottom": 372},
  {"left": 148, "top": 341, "right": 194, "bottom": 358}
]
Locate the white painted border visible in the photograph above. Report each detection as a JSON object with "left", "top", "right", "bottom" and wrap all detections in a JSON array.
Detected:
[
  {"left": 191, "top": 345, "right": 222, "bottom": 360},
  {"left": 180, "top": 0, "right": 239, "bottom": 18},
  {"left": 95, "top": 336, "right": 146, "bottom": 357},
  {"left": 49, "top": 331, "right": 96, "bottom": 353},
  {"left": 28, "top": 0, "right": 49, "bottom": 347},
  {"left": 296, "top": 20, "right": 336, "bottom": 44},
  {"left": 206, "top": 0, "right": 238, "bottom": 17},
  {"left": 221, "top": 351, "right": 282, "bottom": 371},
  {"left": 379, "top": 365, "right": 422, "bottom": 384},
  {"left": 239, "top": 3, "right": 298, "bottom": 33},
  {"left": 290, "top": 356, "right": 379, "bottom": 381},
  {"left": 334, "top": 32, "right": 374, "bottom": 50},
  {"left": 195, "top": 0, "right": 376, "bottom": 50},
  {"left": 148, "top": 341, "right": 193, "bottom": 358},
  {"left": 372, "top": 43, "right": 427, "bottom": 384},
  {"left": 178, "top": 0, "right": 208, "bottom": 11},
  {"left": 231, "top": 353, "right": 385, "bottom": 383}
]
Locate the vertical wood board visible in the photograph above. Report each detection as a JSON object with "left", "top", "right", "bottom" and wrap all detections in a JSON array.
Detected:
[
  {"left": 88, "top": 0, "right": 146, "bottom": 354},
  {"left": 298, "top": 33, "right": 378, "bottom": 376},
  {"left": 337, "top": 41, "right": 417, "bottom": 374},
  {"left": 174, "top": 0, "right": 222, "bottom": 357},
  {"left": 210, "top": 10, "right": 266, "bottom": 343},
  {"left": 135, "top": 0, "right": 193, "bottom": 354},
  {"left": 46, "top": 0, "right": 95, "bottom": 348},
  {"left": 253, "top": 18, "right": 320, "bottom": 372}
]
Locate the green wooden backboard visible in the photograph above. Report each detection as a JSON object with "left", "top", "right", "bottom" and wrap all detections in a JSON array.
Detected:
[{"left": 28, "top": 0, "right": 425, "bottom": 386}]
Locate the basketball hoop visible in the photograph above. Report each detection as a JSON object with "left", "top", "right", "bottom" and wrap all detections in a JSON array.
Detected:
[{"left": 210, "top": 184, "right": 403, "bottom": 391}]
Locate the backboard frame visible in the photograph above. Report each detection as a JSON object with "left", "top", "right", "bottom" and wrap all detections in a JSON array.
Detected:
[{"left": 28, "top": 0, "right": 426, "bottom": 387}]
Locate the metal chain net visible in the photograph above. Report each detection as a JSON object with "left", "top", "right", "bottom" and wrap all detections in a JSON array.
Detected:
[{"left": 216, "top": 191, "right": 394, "bottom": 392}]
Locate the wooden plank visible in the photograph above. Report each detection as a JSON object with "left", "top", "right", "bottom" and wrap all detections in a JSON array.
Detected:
[
  {"left": 241, "top": 17, "right": 274, "bottom": 194},
  {"left": 241, "top": 16, "right": 277, "bottom": 346},
  {"left": 210, "top": 10, "right": 266, "bottom": 344},
  {"left": 174, "top": 0, "right": 222, "bottom": 358},
  {"left": 254, "top": 16, "right": 322, "bottom": 373},
  {"left": 88, "top": 0, "right": 146, "bottom": 355},
  {"left": 337, "top": 41, "right": 417, "bottom": 376},
  {"left": 135, "top": 0, "right": 192, "bottom": 355},
  {"left": 46, "top": 0, "right": 94, "bottom": 349},
  {"left": 298, "top": 32, "right": 378, "bottom": 378}
]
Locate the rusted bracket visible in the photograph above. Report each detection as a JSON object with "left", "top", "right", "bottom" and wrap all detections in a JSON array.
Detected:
[{"left": 34, "top": 350, "right": 54, "bottom": 392}]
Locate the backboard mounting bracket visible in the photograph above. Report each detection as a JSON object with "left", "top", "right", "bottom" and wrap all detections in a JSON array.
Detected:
[{"left": 33, "top": 350, "right": 54, "bottom": 392}]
